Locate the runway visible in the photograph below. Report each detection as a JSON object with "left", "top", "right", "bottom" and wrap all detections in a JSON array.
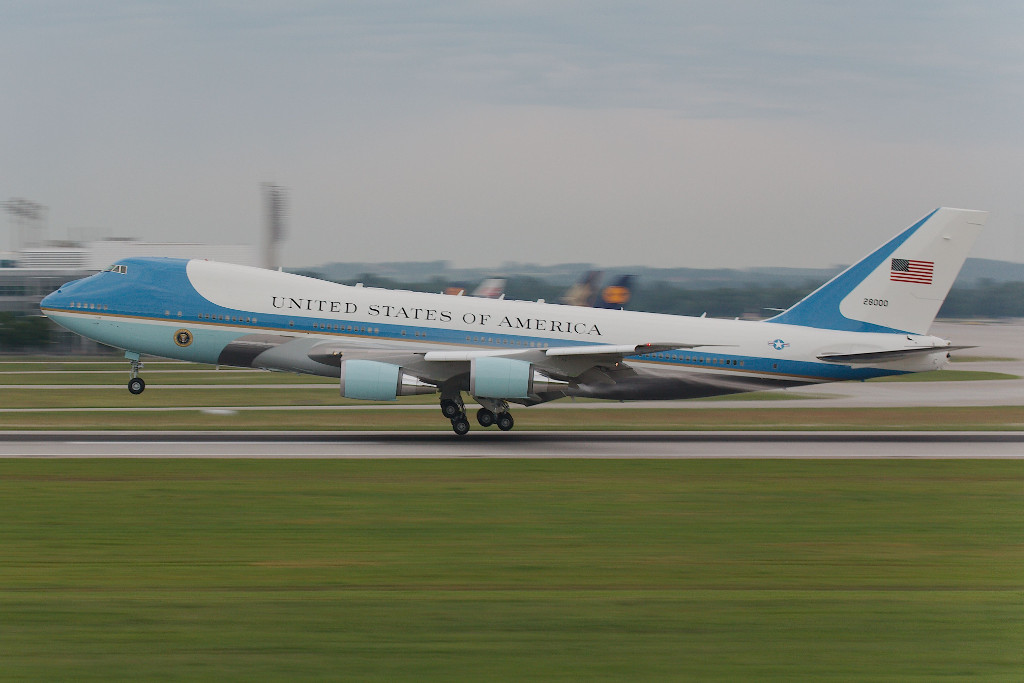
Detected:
[
  {"left": 1, "top": 322, "right": 1020, "bottom": 456},
  {"left": 1, "top": 431, "right": 1022, "bottom": 458}
]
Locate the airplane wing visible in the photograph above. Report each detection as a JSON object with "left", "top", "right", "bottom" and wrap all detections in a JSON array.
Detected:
[
  {"left": 304, "top": 340, "right": 717, "bottom": 384},
  {"left": 219, "top": 331, "right": 722, "bottom": 402},
  {"left": 421, "top": 342, "right": 704, "bottom": 362}
]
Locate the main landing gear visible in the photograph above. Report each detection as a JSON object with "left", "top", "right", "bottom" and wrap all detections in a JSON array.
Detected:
[
  {"left": 439, "top": 397, "right": 470, "bottom": 435},
  {"left": 477, "top": 407, "right": 514, "bottom": 431},
  {"left": 440, "top": 396, "right": 515, "bottom": 435},
  {"left": 126, "top": 351, "right": 146, "bottom": 395},
  {"left": 476, "top": 407, "right": 495, "bottom": 427}
]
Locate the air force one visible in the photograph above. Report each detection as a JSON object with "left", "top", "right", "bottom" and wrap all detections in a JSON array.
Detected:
[{"left": 41, "top": 208, "right": 986, "bottom": 435}]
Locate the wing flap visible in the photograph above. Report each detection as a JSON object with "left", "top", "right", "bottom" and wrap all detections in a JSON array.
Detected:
[
  {"left": 420, "top": 342, "right": 713, "bottom": 362},
  {"left": 545, "top": 342, "right": 705, "bottom": 357},
  {"left": 421, "top": 349, "right": 532, "bottom": 362}
]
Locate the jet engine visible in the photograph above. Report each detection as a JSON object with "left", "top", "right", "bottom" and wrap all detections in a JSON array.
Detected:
[
  {"left": 470, "top": 357, "right": 567, "bottom": 399},
  {"left": 339, "top": 360, "right": 436, "bottom": 401}
]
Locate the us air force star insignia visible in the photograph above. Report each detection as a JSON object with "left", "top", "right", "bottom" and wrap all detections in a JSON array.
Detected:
[
  {"left": 174, "top": 329, "right": 193, "bottom": 347},
  {"left": 770, "top": 339, "right": 789, "bottom": 351}
]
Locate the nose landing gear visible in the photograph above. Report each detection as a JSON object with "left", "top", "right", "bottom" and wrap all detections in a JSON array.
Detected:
[{"left": 126, "top": 351, "right": 146, "bottom": 394}]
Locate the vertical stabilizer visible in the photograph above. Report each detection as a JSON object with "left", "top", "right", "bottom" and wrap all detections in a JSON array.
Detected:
[
  {"left": 595, "top": 274, "right": 636, "bottom": 309},
  {"left": 768, "top": 208, "right": 987, "bottom": 334}
]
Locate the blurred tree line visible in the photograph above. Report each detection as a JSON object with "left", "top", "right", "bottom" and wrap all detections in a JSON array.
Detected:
[
  {"left": 938, "top": 281, "right": 1024, "bottom": 318},
  {"left": 336, "top": 274, "right": 1024, "bottom": 320},
  {"left": 0, "top": 313, "right": 51, "bottom": 350}
]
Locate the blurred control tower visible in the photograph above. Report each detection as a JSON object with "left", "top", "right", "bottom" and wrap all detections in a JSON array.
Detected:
[
  {"left": 262, "top": 183, "right": 288, "bottom": 270},
  {"left": 3, "top": 198, "right": 47, "bottom": 252}
]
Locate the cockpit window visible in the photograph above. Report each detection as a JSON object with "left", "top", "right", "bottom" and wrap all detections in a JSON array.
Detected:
[{"left": 104, "top": 264, "right": 129, "bottom": 274}]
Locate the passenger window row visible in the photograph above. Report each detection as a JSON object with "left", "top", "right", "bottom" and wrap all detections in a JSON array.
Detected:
[{"left": 68, "top": 302, "right": 109, "bottom": 311}]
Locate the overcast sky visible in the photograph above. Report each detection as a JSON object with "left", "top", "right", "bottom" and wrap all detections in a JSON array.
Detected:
[{"left": 2, "top": 1, "right": 1022, "bottom": 268}]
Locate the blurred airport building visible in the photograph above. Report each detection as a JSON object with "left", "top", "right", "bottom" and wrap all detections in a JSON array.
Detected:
[
  {"left": 2, "top": 190, "right": 280, "bottom": 351},
  {"left": 1, "top": 240, "right": 256, "bottom": 352},
  {"left": 1, "top": 239, "right": 257, "bottom": 315}
]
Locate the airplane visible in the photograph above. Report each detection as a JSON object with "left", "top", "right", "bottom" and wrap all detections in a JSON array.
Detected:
[{"left": 40, "top": 207, "right": 985, "bottom": 435}]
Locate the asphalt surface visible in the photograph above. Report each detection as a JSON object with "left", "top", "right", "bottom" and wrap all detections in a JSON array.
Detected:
[{"left": 0, "top": 431, "right": 1021, "bottom": 458}]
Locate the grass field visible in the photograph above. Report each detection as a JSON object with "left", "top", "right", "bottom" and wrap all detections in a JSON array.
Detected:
[
  {"left": 1, "top": 459, "right": 1021, "bottom": 680},
  {"left": 867, "top": 369, "right": 1019, "bottom": 382}
]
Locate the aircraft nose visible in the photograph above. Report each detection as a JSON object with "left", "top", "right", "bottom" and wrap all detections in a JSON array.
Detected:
[
  {"left": 40, "top": 280, "right": 78, "bottom": 312},
  {"left": 40, "top": 288, "right": 61, "bottom": 311}
]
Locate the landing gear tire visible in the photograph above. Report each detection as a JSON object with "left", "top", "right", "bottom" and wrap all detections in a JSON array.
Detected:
[
  {"left": 440, "top": 399, "right": 462, "bottom": 419},
  {"left": 451, "top": 416, "right": 471, "bottom": 436},
  {"left": 476, "top": 408, "right": 496, "bottom": 428},
  {"left": 127, "top": 377, "right": 146, "bottom": 395},
  {"left": 496, "top": 412, "right": 514, "bottom": 432}
]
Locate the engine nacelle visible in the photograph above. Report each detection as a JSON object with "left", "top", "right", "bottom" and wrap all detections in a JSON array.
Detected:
[
  {"left": 340, "top": 360, "right": 436, "bottom": 401},
  {"left": 470, "top": 357, "right": 567, "bottom": 399}
]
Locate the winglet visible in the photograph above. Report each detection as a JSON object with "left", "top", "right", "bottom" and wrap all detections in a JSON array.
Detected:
[{"left": 767, "top": 208, "right": 987, "bottom": 334}]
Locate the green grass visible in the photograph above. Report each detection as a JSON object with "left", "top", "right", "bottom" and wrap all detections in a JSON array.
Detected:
[
  {"left": 0, "top": 459, "right": 1021, "bottom": 680},
  {"left": 868, "top": 369, "right": 1019, "bottom": 382}
]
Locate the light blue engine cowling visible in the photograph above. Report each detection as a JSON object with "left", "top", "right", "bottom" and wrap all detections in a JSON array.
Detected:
[
  {"left": 470, "top": 357, "right": 535, "bottom": 399},
  {"left": 340, "top": 360, "right": 436, "bottom": 400}
]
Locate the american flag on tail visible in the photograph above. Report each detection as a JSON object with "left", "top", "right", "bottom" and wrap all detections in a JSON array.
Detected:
[{"left": 890, "top": 258, "right": 933, "bottom": 284}]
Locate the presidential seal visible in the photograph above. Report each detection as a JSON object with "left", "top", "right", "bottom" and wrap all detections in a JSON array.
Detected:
[{"left": 174, "top": 329, "right": 193, "bottom": 347}]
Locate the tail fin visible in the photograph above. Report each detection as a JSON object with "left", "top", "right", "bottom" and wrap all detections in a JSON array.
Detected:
[
  {"left": 768, "top": 208, "right": 987, "bottom": 334},
  {"left": 594, "top": 274, "right": 636, "bottom": 309},
  {"left": 561, "top": 270, "right": 604, "bottom": 306},
  {"left": 471, "top": 278, "right": 507, "bottom": 299}
]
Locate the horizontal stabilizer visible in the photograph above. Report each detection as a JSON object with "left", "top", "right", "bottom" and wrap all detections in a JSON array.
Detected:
[{"left": 817, "top": 345, "right": 974, "bottom": 364}]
